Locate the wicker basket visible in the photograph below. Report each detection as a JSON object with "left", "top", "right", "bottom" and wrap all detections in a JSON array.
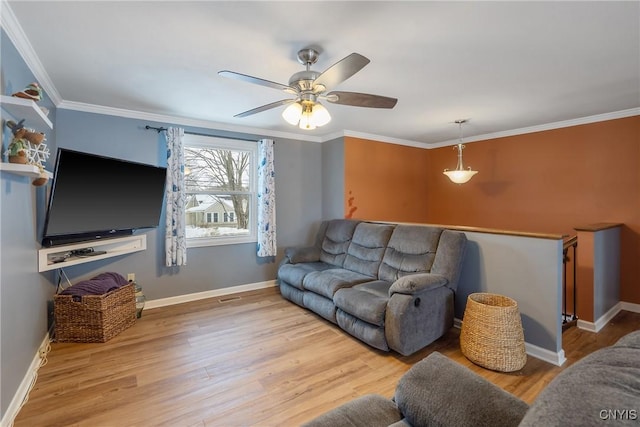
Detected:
[
  {"left": 54, "top": 283, "right": 136, "bottom": 343},
  {"left": 460, "top": 293, "right": 527, "bottom": 372}
]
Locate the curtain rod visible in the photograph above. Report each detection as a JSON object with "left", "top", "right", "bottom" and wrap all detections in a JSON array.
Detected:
[{"left": 144, "top": 125, "right": 259, "bottom": 142}]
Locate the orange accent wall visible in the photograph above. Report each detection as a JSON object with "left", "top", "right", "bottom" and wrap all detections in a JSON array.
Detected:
[
  {"left": 343, "top": 116, "right": 640, "bottom": 304},
  {"left": 344, "top": 137, "right": 430, "bottom": 222}
]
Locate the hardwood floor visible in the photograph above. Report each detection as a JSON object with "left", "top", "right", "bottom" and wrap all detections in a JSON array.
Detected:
[{"left": 13, "top": 287, "right": 640, "bottom": 427}]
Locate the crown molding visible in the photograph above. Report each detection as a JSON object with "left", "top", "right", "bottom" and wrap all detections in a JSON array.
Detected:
[
  {"left": 0, "top": 1, "right": 62, "bottom": 105},
  {"left": 57, "top": 100, "right": 324, "bottom": 143},
  {"left": 329, "top": 130, "right": 428, "bottom": 148},
  {"left": 428, "top": 108, "right": 640, "bottom": 149},
  {"left": 56, "top": 101, "right": 640, "bottom": 149}
]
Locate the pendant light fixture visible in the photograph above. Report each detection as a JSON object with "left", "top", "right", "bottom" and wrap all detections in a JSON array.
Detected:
[{"left": 443, "top": 119, "right": 478, "bottom": 184}]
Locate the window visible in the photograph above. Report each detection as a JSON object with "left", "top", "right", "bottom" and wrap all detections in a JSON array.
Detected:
[{"left": 184, "top": 134, "right": 257, "bottom": 247}]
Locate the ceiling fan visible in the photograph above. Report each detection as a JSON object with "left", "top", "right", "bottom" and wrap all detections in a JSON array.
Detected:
[{"left": 218, "top": 48, "right": 398, "bottom": 130}]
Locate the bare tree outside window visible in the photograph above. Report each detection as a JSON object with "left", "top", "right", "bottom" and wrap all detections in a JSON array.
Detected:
[{"left": 183, "top": 138, "right": 256, "bottom": 244}]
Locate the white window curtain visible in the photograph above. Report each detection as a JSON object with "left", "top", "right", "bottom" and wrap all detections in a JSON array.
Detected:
[
  {"left": 257, "top": 138, "right": 276, "bottom": 257},
  {"left": 165, "top": 127, "right": 187, "bottom": 266}
]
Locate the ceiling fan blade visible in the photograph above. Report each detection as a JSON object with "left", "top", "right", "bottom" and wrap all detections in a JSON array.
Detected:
[
  {"left": 325, "top": 91, "right": 398, "bottom": 109},
  {"left": 218, "top": 70, "right": 296, "bottom": 94},
  {"left": 313, "top": 53, "right": 370, "bottom": 91},
  {"left": 234, "top": 99, "right": 295, "bottom": 118}
]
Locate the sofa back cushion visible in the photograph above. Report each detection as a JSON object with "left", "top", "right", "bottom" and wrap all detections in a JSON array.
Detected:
[
  {"left": 395, "top": 352, "right": 528, "bottom": 427},
  {"left": 343, "top": 223, "right": 395, "bottom": 277},
  {"left": 319, "top": 219, "right": 361, "bottom": 267},
  {"left": 431, "top": 229, "right": 468, "bottom": 291},
  {"left": 378, "top": 225, "right": 443, "bottom": 282}
]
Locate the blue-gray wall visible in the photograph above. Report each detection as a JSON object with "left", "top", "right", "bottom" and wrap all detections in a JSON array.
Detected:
[
  {"left": 321, "top": 137, "right": 344, "bottom": 219},
  {"left": 53, "top": 110, "right": 323, "bottom": 299},
  {"left": 1, "top": 29, "right": 323, "bottom": 418},
  {"left": 1, "top": 28, "right": 57, "bottom": 418},
  {"left": 593, "top": 227, "right": 621, "bottom": 320}
]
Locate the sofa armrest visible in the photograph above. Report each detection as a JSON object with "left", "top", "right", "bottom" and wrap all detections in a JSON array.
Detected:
[
  {"left": 302, "top": 394, "right": 402, "bottom": 427},
  {"left": 388, "top": 273, "right": 448, "bottom": 296},
  {"left": 284, "top": 246, "right": 321, "bottom": 264},
  {"left": 395, "top": 352, "right": 529, "bottom": 427}
]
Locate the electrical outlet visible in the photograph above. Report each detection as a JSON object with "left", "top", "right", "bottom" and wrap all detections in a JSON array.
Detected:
[{"left": 127, "top": 273, "right": 135, "bottom": 282}]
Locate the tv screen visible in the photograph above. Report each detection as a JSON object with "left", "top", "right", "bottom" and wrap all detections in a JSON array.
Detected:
[{"left": 42, "top": 148, "right": 167, "bottom": 247}]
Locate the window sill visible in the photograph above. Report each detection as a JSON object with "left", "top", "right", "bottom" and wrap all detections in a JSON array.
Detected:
[{"left": 187, "top": 235, "right": 257, "bottom": 248}]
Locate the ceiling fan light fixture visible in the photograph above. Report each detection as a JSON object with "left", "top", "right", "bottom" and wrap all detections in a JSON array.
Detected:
[
  {"left": 298, "top": 108, "right": 316, "bottom": 130},
  {"left": 287, "top": 101, "right": 331, "bottom": 130},
  {"left": 282, "top": 102, "right": 302, "bottom": 125},
  {"left": 311, "top": 102, "right": 331, "bottom": 127}
]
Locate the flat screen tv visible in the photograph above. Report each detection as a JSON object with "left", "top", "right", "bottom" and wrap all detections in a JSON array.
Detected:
[{"left": 42, "top": 148, "right": 167, "bottom": 247}]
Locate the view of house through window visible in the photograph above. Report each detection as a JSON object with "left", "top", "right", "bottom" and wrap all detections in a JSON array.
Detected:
[{"left": 183, "top": 135, "right": 257, "bottom": 246}]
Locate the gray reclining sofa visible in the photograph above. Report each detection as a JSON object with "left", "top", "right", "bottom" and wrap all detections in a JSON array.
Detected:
[
  {"left": 277, "top": 219, "right": 468, "bottom": 356},
  {"left": 303, "top": 330, "right": 640, "bottom": 427}
]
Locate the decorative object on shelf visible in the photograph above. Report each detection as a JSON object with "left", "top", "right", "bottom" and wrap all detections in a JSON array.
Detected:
[
  {"left": 4, "top": 119, "right": 50, "bottom": 185},
  {"left": 7, "top": 138, "right": 28, "bottom": 164},
  {"left": 11, "top": 82, "right": 43, "bottom": 102},
  {"left": 31, "top": 167, "right": 49, "bottom": 187},
  {"left": 6, "top": 119, "right": 29, "bottom": 164},
  {"left": 6, "top": 119, "right": 46, "bottom": 145},
  {"left": 443, "top": 119, "right": 478, "bottom": 184}
]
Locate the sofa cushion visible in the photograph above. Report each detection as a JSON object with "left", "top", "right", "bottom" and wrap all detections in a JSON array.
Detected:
[
  {"left": 430, "top": 229, "right": 468, "bottom": 291},
  {"left": 343, "top": 223, "right": 395, "bottom": 277},
  {"left": 303, "top": 292, "right": 339, "bottom": 324},
  {"left": 379, "top": 225, "right": 443, "bottom": 282},
  {"left": 319, "top": 219, "right": 361, "bottom": 267},
  {"left": 519, "top": 345, "right": 640, "bottom": 427},
  {"left": 395, "top": 352, "right": 528, "bottom": 427},
  {"left": 301, "top": 394, "right": 402, "bottom": 427},
  {"left": 278, "top": 262, "right": 333, "bottom": 290},
  {"left": 303, "top": 268, "right": 373, "bottom": 299},
  {"left": 279, "top": 282, "right": 304, "bottom": 306},
  {"left": 337, "top": 310, "right": 390, "bottom": 351},
  {"left": 334, "top": 281, "right": 391, "bottom": 326}
]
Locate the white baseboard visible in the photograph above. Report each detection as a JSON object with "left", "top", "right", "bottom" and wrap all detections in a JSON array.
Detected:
[
  {"left": 621, "top": 301, "right": 640, "bottom": 313},
  {"left": 1, "top": 332, "right": 51, "bottom": 427},
  {"left": 577, "top": 302, "right": 622, "bottom": 333},
  {"left": 453, "top": 318, "right": 566, "bottom": 366},
  {"left": 525, "top": 342, "right": 566, "bottom": 366},
  {"left": 577, "top": 300, "right": 640, "bottom": 332},
  {"left": 144, "top": 280, "right": 278, "bottom": 310}
]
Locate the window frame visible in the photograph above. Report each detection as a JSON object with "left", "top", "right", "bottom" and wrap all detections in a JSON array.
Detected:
[{"left": 183, "top": 134, "right": 257, "bottom": 248}]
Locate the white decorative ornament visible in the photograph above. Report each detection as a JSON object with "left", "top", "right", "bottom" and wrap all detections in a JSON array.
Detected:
[{"left": 25, "top": 140, "right": 50, "bottom": 167}]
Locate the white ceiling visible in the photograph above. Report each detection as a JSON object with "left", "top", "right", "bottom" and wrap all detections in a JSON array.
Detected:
[{"left": 4, "top": 1, "right": 639, "bottom": 146}]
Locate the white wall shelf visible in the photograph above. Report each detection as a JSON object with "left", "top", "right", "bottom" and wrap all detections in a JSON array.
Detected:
[
  {"left": 1, "top": 95, "right": 53, "bottom": 180},
  {"left": 0, "top": 162, "right": 52, "bottom": 179},
  {"left": 38, "top": 234, "right": 147, "bottom": 272},
  {"left": 0, "top": 95, "right": 53, "bottom": 129}
]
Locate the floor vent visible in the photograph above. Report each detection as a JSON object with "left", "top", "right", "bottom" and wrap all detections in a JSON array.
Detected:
[{"left": 218, "top": 296, "right": 242, "bottom": 303}]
